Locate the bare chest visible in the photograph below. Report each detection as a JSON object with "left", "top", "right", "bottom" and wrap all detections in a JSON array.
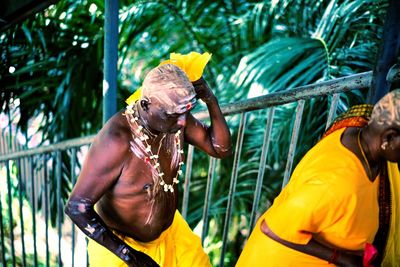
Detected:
[{"left": 97, "top": 151, "right": 181, "bottom": 241}]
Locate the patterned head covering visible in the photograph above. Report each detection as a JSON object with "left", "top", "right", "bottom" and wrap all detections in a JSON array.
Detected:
[
  {"left": 125, "top": 52, "right": 211, "bottom": 105},
  {"left": 370, "top": 89, "right": 400, "bottom": 127},
  {"left": 140, "top": 64, "right": 196, "bottom": 113},
  {"left": 142, "top": 64, "right": 194, "bottom": 96}
]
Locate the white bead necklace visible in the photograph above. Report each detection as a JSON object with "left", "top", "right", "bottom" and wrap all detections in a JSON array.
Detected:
[{"left": 125, "top": 105, "right": 184, "bottom": 193}]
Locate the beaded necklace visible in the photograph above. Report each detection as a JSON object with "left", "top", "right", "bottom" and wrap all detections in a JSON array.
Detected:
[{"left": 125, "top": 104, "right": 184, "bottom": 193}]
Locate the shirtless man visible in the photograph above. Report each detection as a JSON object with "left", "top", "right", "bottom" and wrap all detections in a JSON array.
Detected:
[{"left": 65, "top": 64, "right": 232, "bottom": 267}]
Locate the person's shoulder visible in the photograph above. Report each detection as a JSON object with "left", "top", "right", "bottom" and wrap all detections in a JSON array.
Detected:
[
  {"left": 95, "top": 112, "right": 131, "bottom": 151},
  {"left": 307, "top": 129, "right": 355, "bottom": 165}
]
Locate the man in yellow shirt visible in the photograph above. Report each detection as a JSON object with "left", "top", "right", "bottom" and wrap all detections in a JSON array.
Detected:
[{"left": 236, "top": 89, "right": 400, "bottom": 266}]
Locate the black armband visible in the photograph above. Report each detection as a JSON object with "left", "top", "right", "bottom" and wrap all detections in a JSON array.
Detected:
[{"left": 65, "top": 198, "right": 136, "bottom": 263}]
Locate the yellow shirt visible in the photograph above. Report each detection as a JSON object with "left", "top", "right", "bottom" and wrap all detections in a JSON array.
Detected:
[{"left": 236, "top": 128, "right": 380, "bottom": 266}]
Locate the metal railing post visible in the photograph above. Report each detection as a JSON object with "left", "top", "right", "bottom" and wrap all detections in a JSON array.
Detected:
[
  {"left": 219, "top": 113, "right": 247, "bottom": 267},
  {"left": 103, "top": 0, "right": 119, "bottom": 123}
]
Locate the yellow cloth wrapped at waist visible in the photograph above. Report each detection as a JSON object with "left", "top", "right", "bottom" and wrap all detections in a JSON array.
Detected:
[{"left": 87, "top": 211, "right": 211, "bottom": 267}]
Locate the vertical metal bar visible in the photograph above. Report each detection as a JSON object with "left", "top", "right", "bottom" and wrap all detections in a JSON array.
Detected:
[
  {"left": 181, "top": 145, "right": 194, "bottom": 219},
  {"left": 6, "top": 160, "right": 16, "bottom": 267},
  {"left": 282, "top": 100, "right": 305, "bottom": 188},
  {"left": 44, "top": 154, "right": 50, "bottom": 267},
  {"left": 1, "top": 129, "right": 8, "bottom": 155},
  {"left": 12, "top": 133, "right": 27, "bottom": 267},
  {"left": 367, "top": 0, "right": 400, "bottom": 104},
  {"left": 325, "top": 93, "right": 340, "bottom": 130},
  {"left": 16, "top": 158, "right": 27, "bottom": 267},
  {"left": 201, "top": 157, "right": 217, "bottom": 244},
  {"left": 248, "top": 107, "right": 275, "bottom": 232},
  {"left": 6, "top": 112, "right": 12, "bottom": 153},
  {"left": 22, "top": 133, "right": 30, "bottom": 197},
  {"left": 5, "top": 114, "right": 16, "bottom": 264},
  {"left": 56, "top": 151, "right": 62, "bottom": 266},
  {"left": 0, "top": 133, "right": 6, "bottom": 266},
  {"left": 30, "top": 156, "right": 38, "bottom": 267},
  {"left": 0, "top": 189, "right": 6, "bottom": 267},
  {"left": 70, "top": 148, "right": 77, "bottom": 267},
  {"left": 219, "top": 113, "right": 247, "bottom": 267},
  {"left": 86, "top": 238, "right": 89, "bottom": 267},
  {"left": 103, "top": 0, "right": 119, "bottom": 123},
  {"left": 0, "top": 129, "right": 4, "bottom": 155},
  {"left": 6, "top": 122, "right": 17, "bottom": 266}
]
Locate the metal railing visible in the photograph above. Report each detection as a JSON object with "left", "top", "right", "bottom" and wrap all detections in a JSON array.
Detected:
[
  {"left": 1, "top": 68, "right": 399, "bottom": 267},
  {"left": 0, "top": 132, "right": 92, "bottom": 267}
]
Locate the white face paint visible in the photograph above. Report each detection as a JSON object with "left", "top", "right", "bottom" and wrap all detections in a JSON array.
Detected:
[
  {"left": 142, "top": 64, "right": 195, "bottom": 111},
  {"left": 140, "top": 64, "right": 197, "bottom": 133}
]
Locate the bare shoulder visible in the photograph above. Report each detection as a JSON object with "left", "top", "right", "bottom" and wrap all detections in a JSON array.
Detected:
[
  {"left": 70, "top": 112, "right": 133, "bottom": 200},
  {"left": 92, "top": 112, "right": 132, "bottom": 157}
]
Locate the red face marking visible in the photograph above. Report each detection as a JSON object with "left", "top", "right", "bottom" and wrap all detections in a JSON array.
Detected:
[
  {"left": 144, "top": 157, "right": 150, "bottom": 163},
  {"left": 186, "top": 103, "right": 192, "bottom": 110}
]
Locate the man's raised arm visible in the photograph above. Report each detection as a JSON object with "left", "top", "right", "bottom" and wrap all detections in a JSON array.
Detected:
[{"left": 185, "top": 77, "right": 232, "bottom": 158}]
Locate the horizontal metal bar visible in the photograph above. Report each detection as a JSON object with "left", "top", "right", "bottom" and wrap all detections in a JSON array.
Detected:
[
  {"left": 0, "top": 135, "right": 94, "bottom": 162},
  {"left": 195, "top": 69, "right": 400, "bottom": 120},
  {"left": 3, "top": 68, "right": 400, "bottom": 162}
]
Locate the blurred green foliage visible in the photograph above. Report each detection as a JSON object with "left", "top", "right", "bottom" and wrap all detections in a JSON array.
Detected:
[{"left": 0, "top": 0, "right": 389, "bottom": 265}]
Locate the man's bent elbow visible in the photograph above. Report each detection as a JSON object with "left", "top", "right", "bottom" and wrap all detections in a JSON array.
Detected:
[
  {"left": 64, "top": 199, "right": 77, "bottom": 221},
  {"left": 64, "top": 198, "right": 93, "bottom": 223},
  {"left": 214, "top": 146, "right": 232, "bottom": 159}
]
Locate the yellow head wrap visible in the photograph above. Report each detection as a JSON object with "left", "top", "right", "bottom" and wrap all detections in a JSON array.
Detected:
[{"left": 125, "top": 52, "right": 212, "bottom": 105}]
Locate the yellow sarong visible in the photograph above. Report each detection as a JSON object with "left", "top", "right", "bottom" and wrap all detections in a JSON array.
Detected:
[
  {"left": 87, "top": 211, "right": 211, "bottom": 267},
  {"left": 381, "top": 161, "right": 400, "bottom": 266}
]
